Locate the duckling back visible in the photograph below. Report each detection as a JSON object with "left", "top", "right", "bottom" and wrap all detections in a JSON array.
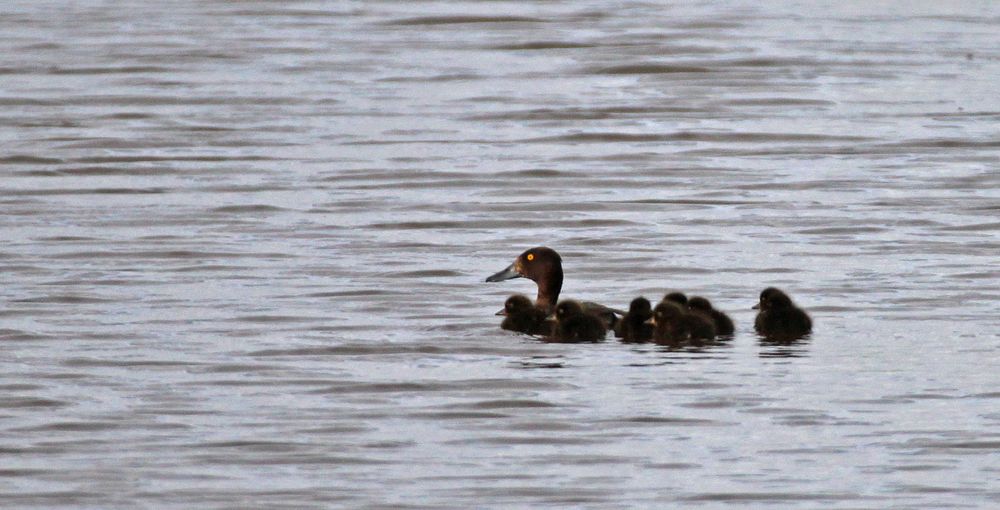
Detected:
[
  {"left": 688, "top": 296, "right": 734, "bottom": 336},
  {"left": 682, "top": 310, "right": 717, "bottom": 343}
]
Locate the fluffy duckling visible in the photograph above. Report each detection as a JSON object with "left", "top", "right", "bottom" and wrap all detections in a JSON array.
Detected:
[
  {"left": 684, "top": 306, "right": 717, "bottom": 343},
  {"left": 688, "top": 296, "right": 735, "bottom": 336},
  {"left": 649, "top": 300, "right": 716, "bottom": 345},
  {"left": 616, "top": 296, "right": 653, "bottom": 343},
  {"left": 552, "top": 300, "right": 607, "bottom": 343},
  {"left": 498, "top": 294, "right": 552, "bottom": 336},
  {"left": 753, "top": 287, "right": 812, "bottom": 341},
  {"left": 663, "top": 291, "right": 688, "bottom": 306},
  {"left": 649, "top": 300, "right": 688, "bottom": 344}
]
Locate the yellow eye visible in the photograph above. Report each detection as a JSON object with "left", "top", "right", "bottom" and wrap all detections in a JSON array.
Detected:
[{"left": 526, "top": 253, "right": 534, "bottom": 261}]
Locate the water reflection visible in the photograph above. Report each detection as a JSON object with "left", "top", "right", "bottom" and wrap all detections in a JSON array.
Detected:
[
  {"left": 758, "top": 336, "right": 812, "bottom": 358},
  {"left": 516, "top": 356, "right": 566, "bottom": 369},
  {"left": 654, "top": 339, "right": 734, "bottom": 357}
]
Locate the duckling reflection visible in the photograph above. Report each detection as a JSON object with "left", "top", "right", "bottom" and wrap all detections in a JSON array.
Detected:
[
  {"left": 688, "top": 296, "right": 735, "bottom": 336},
  {"left": 498, "top": 294, "right": 552, "bottom": 336},
  {"left": 759, "top": 336, "right": 812, "bottom": 358},
  {"left": 486, "top": 246, "right": 623, "bottom": 327},
  {"left": 615, "top": 296, "right": 653, "bottom": 343},
  {"left": 551, "top": 300, "right": 607, "bottom": 343},
  {"left": 753, "top": 287, "right": 812, "bottom": 341}
]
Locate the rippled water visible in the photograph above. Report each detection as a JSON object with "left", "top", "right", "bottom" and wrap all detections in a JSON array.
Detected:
[{"left": 2, "top": 1, "right": 999, "bottom": 507}]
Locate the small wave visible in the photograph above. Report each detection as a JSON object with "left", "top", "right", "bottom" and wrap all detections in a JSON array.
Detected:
[
  {"left": 521, "top": 131, "right": 873, "bottom": 144},
  {"left": 0, "top": 155, "right": 63, "bottom": 164},
  {"left": 381, "top": 16, "right": 546, "bottom": 26},
  {"left": 210, "top": 205, "right": 286, "bottom": 213},
  {"left": 584, "top": 64, "right": 714, "bottom": 75},
  {"left": 13, "top": 295, "right": 115, "bottom": 304},
  {"left": 938, "top": 221, "right": 1000, "bottom": 232},
  {"left": 489, "top": 41, "right": 595, "bottom": 50}
]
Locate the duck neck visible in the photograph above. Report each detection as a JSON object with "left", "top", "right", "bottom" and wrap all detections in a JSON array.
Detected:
[{"left": 535, "top": 267, "right": 563, "bottom": 313}]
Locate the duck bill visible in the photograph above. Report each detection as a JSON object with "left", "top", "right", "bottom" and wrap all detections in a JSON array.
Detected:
[
  {"left": 751, "top": 304, "right": 760, "bottom": 310},
  {"left": 485, "top": 263, "right": 522, "bottom": 282},
  {"left": 495, "top": 308, "right": 507, "bottom": 316},
  {"left": 644, "top": 317, "right": 656, "bottom": 326}
]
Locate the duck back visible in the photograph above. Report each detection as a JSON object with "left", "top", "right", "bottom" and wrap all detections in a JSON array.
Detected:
[
  {"left": 553, "top": 300, "right": 608, "bottom": 343},
  {"left": 501, "top": 310, "right": 552, "bottom": 336},
  {"left": 556, "top": 314, "right": 607, "bottom": 343},
  {"left": 688, "top": 296, "right": 734, "bottom": 336},
  {"left": 755, "top": 308, "right": 812, "bottom": 340},
  {"left": 684, "top": 311, "right": 717, "bottom": 342}
]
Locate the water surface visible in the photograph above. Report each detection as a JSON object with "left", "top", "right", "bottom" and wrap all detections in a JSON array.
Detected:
[{"left": 2, "top": 1, "right": 999, "bottom": 508}]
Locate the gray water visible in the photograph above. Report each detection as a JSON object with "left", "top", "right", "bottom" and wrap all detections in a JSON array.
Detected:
[{"left": 2, "top": 1, "right": 999, "bottom": 508}]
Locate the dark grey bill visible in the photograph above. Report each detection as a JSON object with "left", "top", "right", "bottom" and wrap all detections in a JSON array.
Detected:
[{"left": 486, "top": 263, "right": 521, "bottom": 282}]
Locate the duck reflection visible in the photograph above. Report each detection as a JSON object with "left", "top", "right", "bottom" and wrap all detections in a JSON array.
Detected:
[{"left": 758, "top": 336, "right": 812, "bottom": 358}]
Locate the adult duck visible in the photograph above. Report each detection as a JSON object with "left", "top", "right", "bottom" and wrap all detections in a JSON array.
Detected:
[{"left": 486, "top": 246, "right": 622, "bottom": 326}]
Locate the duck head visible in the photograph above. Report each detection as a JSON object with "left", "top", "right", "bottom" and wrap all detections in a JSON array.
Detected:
[
  {"left": 629, "top": 296, "right": 652, "bottom": 316},
  {"left": 663, "top": 291, "right": 688, "bottom": 306},
  {"left": 555, "top": 299, "right": 585, "bottom": 322},
  {"left": 753, "top": 287, "right": 793, "bottom": 311},
  {"left": 688, "top": 296, "right": 713, "bottom": 312},
  {"left": 486, "top": 247, "right": 563, "bottom": 311},
  {"left": 646, "top": 300, "right": 685, "bottom": 326},
  {"left": 497, "top": 294, "right": 534, "bottom": 316}
]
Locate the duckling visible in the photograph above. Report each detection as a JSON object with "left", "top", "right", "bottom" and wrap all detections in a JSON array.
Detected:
[
  {"left": 683, "top": 306, "right": 717, "bottom": 343},
  {"left": 649, "top": 299, "right": 717, "bottom": 345},
  {"left": 486, "top": 246, "right": 624, "bottom": 326},
  {"left": 688, "top": 296, "right": 735, "bottom": 336},
  {"left": 648, "top": 300, "right": 689, "bottom": 345},
  {"left": 552, "top": 300, "right": 607, "bottom": 343},
  {"left": 753, "top": 287, "right": 812, "bottom": 341},
  {"left": 663, "top": 291, "right": 688, "bottom": 306},
  {"left": 498, "top": 294, "right": 552, "bottom": 336},
  {"left": 616, "top": 296, "right": 653, "bottom": 343}
]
